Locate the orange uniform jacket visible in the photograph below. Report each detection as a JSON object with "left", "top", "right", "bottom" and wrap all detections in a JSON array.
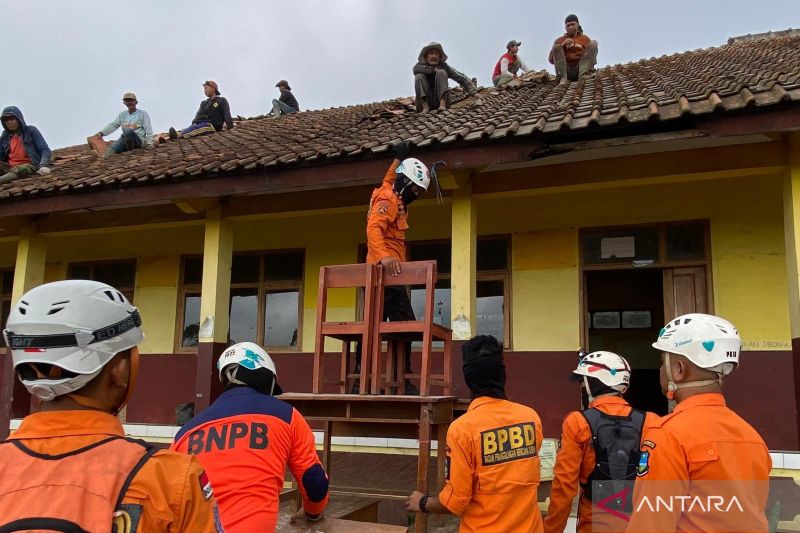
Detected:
[
  {"left": 627, "top": 393, "right": 771, "bottom": 533},
  {"left": 439, "top": 396, "right": 545, "bottom": 533},
  {"left": 550, "top": 33, "right": 592, "bottom": 65},
  {"left": 544, "top": 395, "right": 659, "bottom": 533},
  {"left": 1, "top": 410, "right": 219, "bottom": 532},
  {"left": 366, "top": 160, "right": 408, "bottom": 264},
  {"left": 171, "top": 387, "right": 329, "bottom": 532}
]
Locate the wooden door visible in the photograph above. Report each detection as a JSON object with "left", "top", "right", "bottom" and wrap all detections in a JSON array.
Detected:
[{"left": 663, "top": 267, "right": 708, "bottom": 320}]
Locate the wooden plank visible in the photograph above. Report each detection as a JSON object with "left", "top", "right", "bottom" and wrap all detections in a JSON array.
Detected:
[{"left": 277, "top": 517, "right": 407, "bottom": 532}]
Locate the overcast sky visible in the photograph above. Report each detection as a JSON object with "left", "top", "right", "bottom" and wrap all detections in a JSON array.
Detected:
[{"left": 2, "top": 0, "right": 797, "bottom": 148}]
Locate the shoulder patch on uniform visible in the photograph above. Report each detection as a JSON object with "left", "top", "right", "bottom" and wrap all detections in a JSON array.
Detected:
[
  {"left": 376, "top": 201, "right": 389, "bottom": 215},
  {"left": 637, "top": 440, "right": 656, "bottom": 477},
  {"left": 480, "top": 422, "right": 537, "bottom": 466},
  {"left": 199, "top": 470, "right": 213, "bottom": 501}
]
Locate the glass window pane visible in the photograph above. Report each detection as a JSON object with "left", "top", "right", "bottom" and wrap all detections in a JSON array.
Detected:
[
  {"left": 410, "top": 280, "right": 451, "bottom": 326},
  {"left": 477, "top": 239, "right": 508, "bottom": 271},
  {"left": 181, "top": 293, "right": 201, "bottom": 348},
  {"left": 477, "top": 280, "right": 505, "bottom": 342},
  {"left": 667, "top": 223, "right": 705, "bottom": 261},
  {"left": 409, "top": 242, "right": 451, "bottom": 274},
  {"left": 68, "top": 264, "right": 92, "bottom": 280},
  {"left": 92, "top": 261, "right": 136, "bottom": 289},
  {"left": 264, "top": 290, "right": 299, "bottom": 347},
  {"left": 410, "top": 281, "right": 450, "bottom": 349},
  {"left": 183, "top": 257, "right": 203, "bottom": 285},
  {"left": 582, "top": 228, "right": 659, "bottom": 265},
  {"left": 264, "top": 252, "right": 304, "bottom": 282},
  {"left": 229, "top": 288, "right": 258, "bottom": 344},
  {"left": 2, "top": 271, "right": 13, "bottom": 294},
  {"left": 231, "top": 255, "right": 260, "bottom": 284}
]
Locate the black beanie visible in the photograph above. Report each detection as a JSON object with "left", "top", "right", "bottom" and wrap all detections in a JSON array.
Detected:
[
  {"left": 462, "top": 335, "right": 506, "bottom": 399},
  {"left": 565, "top": 14, "right": 579, "bottom": 24}
]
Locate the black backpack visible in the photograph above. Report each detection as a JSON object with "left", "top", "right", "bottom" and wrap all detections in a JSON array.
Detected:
[{"left": 579, "top": 407, "right": 645, "bottom": 514}]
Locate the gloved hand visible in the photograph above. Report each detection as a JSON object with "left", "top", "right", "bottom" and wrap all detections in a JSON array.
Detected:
[
  {"left": 393, "top": 141, "right": 411, "bottom": 160},
  {"left": 37, "top": 167, "right": 51, "bottom": 175}
]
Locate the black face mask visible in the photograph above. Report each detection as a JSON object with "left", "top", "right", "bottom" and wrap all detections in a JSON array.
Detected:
[{"left": 394, "top": 175, "right": 421, "bottom": 205}]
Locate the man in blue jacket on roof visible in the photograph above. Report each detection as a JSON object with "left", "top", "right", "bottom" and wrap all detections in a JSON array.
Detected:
[{"left": 0, "top": 106, "right": 52, "bottom": 185}]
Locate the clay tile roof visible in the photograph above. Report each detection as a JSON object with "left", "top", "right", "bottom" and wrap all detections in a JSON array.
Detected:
[{"left": 7, "top": 32, "right": 800, "bottom": 202}]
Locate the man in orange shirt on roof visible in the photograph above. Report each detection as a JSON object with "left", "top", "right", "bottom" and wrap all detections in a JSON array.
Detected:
[
  {"left": 544, "top": 351, "right": 659, "bottom": 533},
  {"left": 0, "top": 280, "right": 220, "bottom": 533},
  {"left": 627, "top": 314, "right": 771, "bottom": 532},
  {"left": 549, "top": 14, "right": 598, "bottom": 85},
  {"left": 351, "top": 141, "right": 432, "bottom": 394},
  {"left": 172, "top": 342, "right": 329, "bottom": 532},
  {"left": 406, "top": 335, "right": 545, "bottom": 532}
]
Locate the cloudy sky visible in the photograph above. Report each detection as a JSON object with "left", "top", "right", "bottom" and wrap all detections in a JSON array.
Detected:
[{"left": 2, "top": 0, "right": 797, "bottom": 148}]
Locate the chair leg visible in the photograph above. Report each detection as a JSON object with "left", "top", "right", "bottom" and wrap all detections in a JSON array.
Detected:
[
  {"left": 443, "top": 335, "right": 452, "bottom": 396},
  {"left": 340, "top": 342, "right": 349, "bottom": 394},
  {"left": 358, "top": 338, "right": 369, "bottom": 395},
  {"left": 420, "top": 337, "right": 431, "bottom": 397},
  {"left": 396, "top": 341, "right": 405, "bottom": 395},
  {"left": 386, "top": 340, "right": 397, "bottom": 395},
  {"left": 369, "top": 332, "right": 380, "bottom": 395}
]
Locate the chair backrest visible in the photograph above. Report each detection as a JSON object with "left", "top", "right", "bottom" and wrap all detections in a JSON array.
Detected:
[
  {"left": 377, "top": 260, "right": 437, "bottom": 324},
  {"left": 317, "top": 263, "right": 376, "bottom": 323}
]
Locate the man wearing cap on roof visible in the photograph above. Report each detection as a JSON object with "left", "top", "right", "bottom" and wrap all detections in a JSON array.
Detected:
[
  {"left": 549, "top": 14, "right": 598, "bottom": 85},
  {"left": 0, "top": 106, "right": 52, "bottom": 184},
  {"left": 271, "top": 80, "right": 299, "bottom": 118},
  {"left": 169, "top": 81, "right": 234, "bottom": 140},
  {"left": 171, "top": 342, "right": 329, "bottom": 531},
  {"left": 492, "top": 40, "right": 530, "bottom": 87},
  {"left": 89, "top": 92, "right": 153, "bottom": 156},
  {"left": 413, "top": 42, "right": 478, "bottom": 113}
]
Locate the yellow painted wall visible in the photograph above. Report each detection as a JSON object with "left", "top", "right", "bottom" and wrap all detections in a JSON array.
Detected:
[
  {"left": 232, "top": 203, "right": 452, "bottom": 352},
  {"left": 477, "top": 171, "right": 790, "bottom": 352},
  {"left": 135, "top": 256, "right": 180, "bottom": 354},
  {"left": 43, "top": 226, "right": 204, "bottom": 354}
]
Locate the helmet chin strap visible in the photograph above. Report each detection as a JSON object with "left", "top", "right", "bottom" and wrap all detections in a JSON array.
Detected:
[
  {"left": 68, "top": 348, "right": 140, "bottom": 415},
  {"left": 664, "top": 353, "right": 722, "bottom": 401},
  {"left": 582, "top": 376, "right": 594, "bottom": 406}
]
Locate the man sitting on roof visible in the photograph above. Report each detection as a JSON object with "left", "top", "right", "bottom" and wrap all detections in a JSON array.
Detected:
[
  {"left": 88, "top": 92, "right": 153, "bottom": 156},
  {"left": 413, "top": 42, "right": 478, "bottom": 113},
  {"left": 169, "top": 81, "right": 234, "bottom": 140},
  {"left": 492, "top": 40, "right": 530, "bottom": 87},
  {"left": 0, "top": 106, "right": 52, "bottom": 185},
  {"left": 271, "top": 80, "right": 299, "bottom": 118},
  {"left": 549, "top": 14, "right": 598, "bottom": 85}
]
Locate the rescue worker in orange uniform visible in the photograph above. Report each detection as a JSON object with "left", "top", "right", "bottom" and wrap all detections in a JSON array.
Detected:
[
  {"left": 627, "top": 313, "right": 771, "bottom": 532},
  {"left": 352, "top": 141, "right": 433, "bottom": 394},
  {"left": 544, "top": 351, "right": 659, "bottom": 533},
  {"left": 406, "top": 335, "right": 545, "bottom": 532},
  {"left": 171, "top": 342, "right": 329, "bottom": 532},
  {"left": 0, "top": 280, "right": 220, "bottom": 533}
]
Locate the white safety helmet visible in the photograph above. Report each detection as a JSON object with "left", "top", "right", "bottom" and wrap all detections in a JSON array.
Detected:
[
  {"left": 4, "top": 280, "right": 144, "bottom": 401},
  {"left": 653, "top": 313, "right": 740, "bottom": 375},
  {"left": 396, "top": 158, "right": 430, "bottom": 190},
  {"left": 217, "top": 341, "right": 283, "bottom": 395},
  {"left": 573, "top": 351, "right": 631, "bottom": 404},
  {"left": 653, "top": 313, "right": 740, "bottom": 400}
]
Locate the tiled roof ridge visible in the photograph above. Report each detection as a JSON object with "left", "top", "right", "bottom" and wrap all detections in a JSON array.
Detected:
[{"left": 4, "top": 31, "right": 798, "bottom": 202}]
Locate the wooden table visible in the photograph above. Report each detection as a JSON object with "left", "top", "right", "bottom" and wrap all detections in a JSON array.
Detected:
[{"left": 280, "top": 393, "right": 456, "bottom": 533}]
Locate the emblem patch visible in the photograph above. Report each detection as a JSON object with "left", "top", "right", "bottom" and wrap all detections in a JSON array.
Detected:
[
  {"left": 199, "top": 470, "right": 214, "bottom": 501},
  {"left": 480, "top": 422, "right": 537, "bottom": 466},
  {"left": 637, "top": 440, "right": 656, "bottom": 477}
]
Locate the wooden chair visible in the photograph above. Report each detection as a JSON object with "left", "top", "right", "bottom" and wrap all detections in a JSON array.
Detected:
[
  {"left": 369, "top": 260, "right": 452, "bottom": 396},
  {"left": 312, "top": 264, "right": 377, "bottom": 394}
]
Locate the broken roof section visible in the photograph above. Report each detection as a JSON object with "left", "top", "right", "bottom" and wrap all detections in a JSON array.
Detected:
[{"left": 4, "top": 32, "right": 800, "bottom": 202}]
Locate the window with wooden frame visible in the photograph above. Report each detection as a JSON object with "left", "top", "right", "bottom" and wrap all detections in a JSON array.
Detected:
[
  {"left": 407, "top": 236, "right": 512, "bottom": 348},
  {"left": 580, "top": 221, "right": 709, "bottom": 269},
  {"left": 229, "top": 250, "right": 304, "bottom": 350},
  {"left": 177, "top": 252, "right": 305, "bottom": 351},
  {"left": 68, "top": 259, "right": 137, "bottom": 302},
  {"left": 0, "top": 270, "right": 14, "bottom": 349},
  {"left": 177, "top": 256, "right": 203, "bottom": 351}
]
